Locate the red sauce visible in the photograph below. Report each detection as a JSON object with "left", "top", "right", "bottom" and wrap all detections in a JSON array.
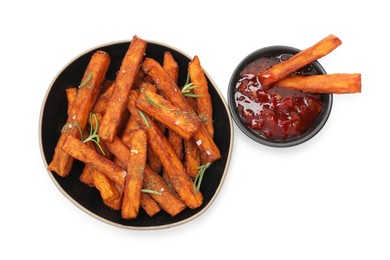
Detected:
[{"left": 234, "top": 55, "right": 323, "bottom": 140}]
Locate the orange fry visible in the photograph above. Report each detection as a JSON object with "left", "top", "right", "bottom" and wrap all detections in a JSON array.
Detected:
[
  {"left": 143, "top": 166, "right": 186, "bottom": 217},
  {"left": 140, "top": 193, "right": 161, "bottom": 217},
  {"left": 48, "top": 50, "right": 110, "bottom": 177},
  {"left": 121, "top": 129, "right": 147, "bottom": 219},
  {"left": 99, "top": 35, "right": 147, "bottom": 142},
  {"left": 163, "top": 52, "right": 183, "bottom": 160},
  {"left": 136, "top": 83, "right": 202, "bottom": 140},
  {"left": 188, "top": 55, "right": 214, "bottom": 138},
  {"left": 276, "top": 73, "right": 362, "bottom": 94},
  {"left": 183, "top": 139, "right": 201, "bottom": 178},
  {"left": 61, "top": 135, "right": 126, "bottom": 188},
  {"left": 258, "top": 34, "right": 342, "bottom": 86},
  {"left": 65, "top": 88, "right": 77, "bottom": 117},
  {"left": 163, "top": 51, "right": 179, "bottom": 82}
]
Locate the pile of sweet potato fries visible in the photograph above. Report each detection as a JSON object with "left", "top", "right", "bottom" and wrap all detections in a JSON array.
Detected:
[{"left": 48, "top": 35, "right": 221, "bottom": 219}]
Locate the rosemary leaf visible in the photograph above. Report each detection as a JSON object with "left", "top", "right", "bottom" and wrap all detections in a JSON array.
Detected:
[
  {"left": 138, "top": 110, "right": 150, "bottom": 128},
  {"left": 194, "top": 162, "right": 212, "bottom": 193},
  {"left": 143, "top": 90, "right": 173, "bottom": 110},
  {"left": 184, "top": 93, "right": 202, "bottom": 98},
  {"left": 78, "top": 73, "right": 93, "bottom": 89},
  {"left": 141, "top": 189, "right": 162, "bottom": 196},
  {"left": 83, "top": 113, "right": 105, "bottom": 156}
]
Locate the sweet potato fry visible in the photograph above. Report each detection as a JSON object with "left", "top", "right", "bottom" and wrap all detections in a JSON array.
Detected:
[
  {"left": 90, "top": 168, "right": 123, "bottom": 210},
  {"left": 258, "top": 34, "right": 342, "bottom": 86},
  {"left": 163, "top": 51, "right": 179, "bottom": 83},
  {"left": 61, "top": 135, "right": 126, "bottom": 188},
  {"left": 142, "top": 58, "right": 221, "bottom": 163},
  {"left": 140, "top": 193, "right": 161, "bottom": 217},
  {"left": 163, "top": 52, "right": 183, "bottom": 159},
  {"left": 91, "top": 80, "right": 115, "bottom": 116},
  {"left": 48, "top": 50, "right": 111, "bottom": 177},
  {"left": 184, "top": 139, "right": 201, "bottom": 178},
  {"left": 188, "top": 55, "right": 214, "bottom": 138},
  {"left": 136, "top": 83, "right": 202, "bottom": 140},
  {"left": 121, "top": 129, "right": 147, "bottom": 219},
  {"left": 81, "top": 140, "right": 122, "bottom": 210},
  {"left": 65, "top": 88, "right": 77, "bottom": 117},
  {"left": 99, "top": 35, "right": 147, "bottom": 142},
  {"left": 143, "top": 166, "right": 186, "bottom": 216},
  {"left": 121, "top": 115, "right": 163, "bottom": 173},
  {"left": 127, "top": 90, "right": 203, "bottom": 209},
  {"left": 276, "top": 73, "right": 362, "bottom": 94}
]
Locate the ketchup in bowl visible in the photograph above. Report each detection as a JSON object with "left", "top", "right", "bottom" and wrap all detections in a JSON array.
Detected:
[{"left": 234, "top": 54, "right": 323, "bottom": 140}]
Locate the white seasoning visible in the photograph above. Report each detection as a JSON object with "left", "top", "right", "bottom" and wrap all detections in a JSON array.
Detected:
[
  {"left": 196, "top": 140, "right": 202, "bottom": 146},
  {"left": 131, "top": 149, "right": 139, "bottom": 154}
]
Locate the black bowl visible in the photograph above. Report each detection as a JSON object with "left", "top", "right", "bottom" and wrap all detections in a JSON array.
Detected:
[
  {"left": 39, "top": 40, "right": 233, "bottom": 230},
  {"left": 228, "top": 46, "right": 332, "bottom": 147}
]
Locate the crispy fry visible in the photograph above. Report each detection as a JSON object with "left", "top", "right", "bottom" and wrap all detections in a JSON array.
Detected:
[
  {"left": 91, "top": 169, "right": 123, "bottom": 210},
  {"left": 136, "top": 83, "right": 202, "bottom": 140},
  {"left": 127, "top": 90, "right": 203, "bottom": 209},
  {"left": 189, "top": 55, "right": 214, "bottom": 138},
  {"left": 276, "top": 73, "right": 362, "bottom": 94},
  {"left": 79, "top": 165, "right": 95, "bottom": 187},
  {"left": 65, "top": 88, "right": 77, "bottom": 117},
  {"left": 121, "top": 115, "right": 163, "bottom": 173},
  {"left": 92, "top": 80, "right": 115, "bottom": 116},
  {"left": 99, "top": 35, "right": 147, "bottom": 142},
  {"left": 142, "top": 57, "right": 221, "bottom": 163},
  {"left": 143, "top": 166, "right": 186, "bottom": 216},
  {"left": 121, "top": 129, "right": 147, "bottom": 219},
  {"left": 163, "top": 51, "right": 179, "bottom": 83},
  {"left": 105, "top": 129, "right": 161, "bottom": 215},
  {"left": 163, "top": 52, "right": 183, "bottom": 160},
  {"left": 62, "top": 135, "right": 126, "bottom": 188},
  {"left": 259, "top": 34, "right": 342, "bottom": 86},
  {"left": 48, "top": 50, "right": 111, "bottom": 177},
  {"left": 140, "top": 193, "right": 161, "bottom": 217},
  {"left": 184, "top": 139, "right": 201, "bottom": 178}
]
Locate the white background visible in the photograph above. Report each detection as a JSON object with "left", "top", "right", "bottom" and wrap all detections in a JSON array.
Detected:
[{"left": 1, "top": 0, "right": 389, "bottom": 259}]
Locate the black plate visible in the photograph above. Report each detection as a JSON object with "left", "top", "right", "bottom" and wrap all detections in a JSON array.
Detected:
[{"left": 39, "top": 40, "right": 233, "bottom": 229}]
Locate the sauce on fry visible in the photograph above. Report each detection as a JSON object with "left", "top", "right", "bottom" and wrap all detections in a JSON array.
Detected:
[{"left": 234, "top": 55, "right": 323, "bottom": 140}]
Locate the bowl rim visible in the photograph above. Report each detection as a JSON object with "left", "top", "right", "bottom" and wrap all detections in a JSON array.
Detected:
[
  {"left": 228, "top": 45, "right": 333, "bottom": 148},
  {"left": 39, "top": 39, "right": 234, "bottom": 230}
]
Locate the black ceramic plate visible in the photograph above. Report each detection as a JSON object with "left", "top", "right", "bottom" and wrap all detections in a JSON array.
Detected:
[{"left": 39, "top": 40, "right": 233, "bottom": 230}]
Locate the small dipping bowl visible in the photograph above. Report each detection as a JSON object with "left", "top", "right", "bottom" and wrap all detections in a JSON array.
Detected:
[{"left": 228, "top": 46, "right": 332, "bottom": 147}]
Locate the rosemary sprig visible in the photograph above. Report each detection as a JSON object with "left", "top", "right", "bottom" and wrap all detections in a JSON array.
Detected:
[
  {"left": 78, "top": 72, "right": 93, "bottom": 89},
  {"left": 193, "top": 162, "right": 211, "bottom": 193},
  {"left": 182, "top": 73, "right": 202, "bottom": 98},
  {"left": 83, "top": 113, "right": 105, "bottom": 155},
  {"left": 142, "top": 89, "right": 174, "bottom": 110},
  {"left": 138, "top": 109, "right": 150, "bottom": 128},
  {"left": 141, "top": 189, "right": 162, "bottom": 196}
]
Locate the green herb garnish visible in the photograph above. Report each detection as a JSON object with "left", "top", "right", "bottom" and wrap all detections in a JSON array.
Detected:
[
  {"left": 182, "top": 73, "right": 202, "bottom": 98},
  {"left": 138, "top": 109, "right": 150, "bottom": 128},
  {"left": 141, "top": 189, "right": 162, "bottom": 196},
  {"left": 193, "top": 162, "right": 211, "bottom": 193},
  {"left": 78, "top": 72, "right": 93, "bottom": 89},
  {"left": 83, "top": 113, "right": 105, "bottom": 155},
  {"left": 142, "top": 89, "right": 174, "bottom": 110}
]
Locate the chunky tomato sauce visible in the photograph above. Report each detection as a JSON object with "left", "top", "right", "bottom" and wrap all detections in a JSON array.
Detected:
[{"left": 234, "top": 54, "right": 323, "bottom": 140}]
